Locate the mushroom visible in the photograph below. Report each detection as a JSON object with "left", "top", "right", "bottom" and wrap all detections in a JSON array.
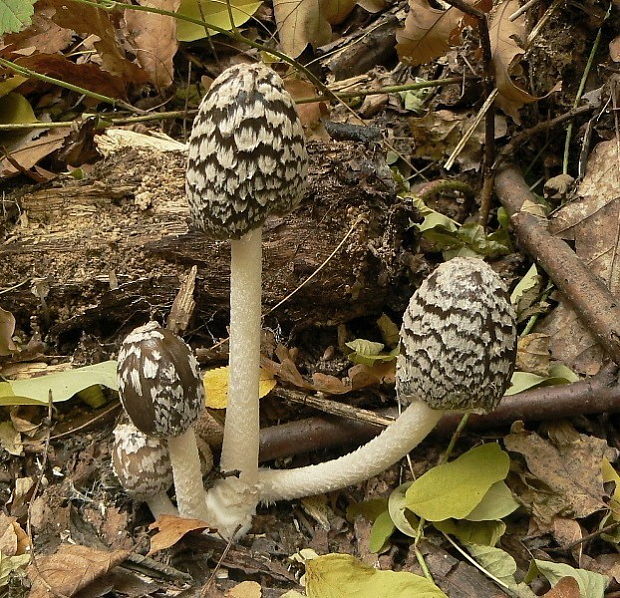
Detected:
[
  {"left": 117, "top": 321, "right": 209, "bottom": 520},
  {"left": 185, "top": 63, "right": 308, "bottom": 535},
  {"left": 112, "top": 422, "right": 177, "bottom": 518},
  {"left": 257, "top": 257, "right": 517, "bottom": 502}
]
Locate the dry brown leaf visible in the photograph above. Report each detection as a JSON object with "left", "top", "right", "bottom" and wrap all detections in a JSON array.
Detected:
[
  {"left": 488, "top": 0, "right": 536, "bottom": 120},
  {"left": 0, "top": 307, "right": 17, "bottom": 356},
  {"left": 261, "top": 345, "right": 313, "bottom": 390},
  {"left": 610, "top": 36, "right": 620, "bottom": 62},
  {"left": 274, "top": 0, "right": 331, "bottom": 58},
  {"left": 27, "top": 544, "right": 129, "bottom": 598},
  {"left": 396, "top": 0, "right": 464, "bottom": 67},
  {"left": 16, "top": 53, "right": 126, "bottom": 99},
  {"left": 0, "top": 127, "right": 69, "bottom": 178},
  {"left": 148, "top": 514, "right": 212, "bottom": 555},
  {"left": 124, "top": 0, "right": 180, "bottom": 88},
  {"left": 283, "top": 78, "right": 328, "bottom": 134},
  {"left": 0, "top": 513, "right": 29, "bottom": 556},
  {"left": 505, "top": 422, "right": 615, "bottom": 530},
  {"left": 48, "top": 0, "right": 148, "bottom": 85},
  {"left": 311, "top": 372, "right": 352, "bottom": 394},
  {"left": 226, "top": 581, "right": 262, "bottom": 597},
  {"left": 543, "top": 576, "right": 580, "bottom": 598},
  {"left": 552, "top": 517, "right": 582, "bottom": 550},
  {"left": 0, "top": 0, "right": 73, "bottom": 55},
  {"left": 539, "top": 139, "right": 620, "bottom": 374},
  {"left": 516, "top": 333, "right": 550, "bottom": 376}
]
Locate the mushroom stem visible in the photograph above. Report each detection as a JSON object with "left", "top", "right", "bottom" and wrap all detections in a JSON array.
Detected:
[
  {"left": 168, "top": 429, "right": 210, "bottom": 520},
  {"left": 220, "top": 226, "right": 262, "bottom": 484},
  {"left": 146, "top": 493, "right": 178, "bottom": 519},
  {"left": 258, "top": 400, "right": 443, "bottom": 502}
]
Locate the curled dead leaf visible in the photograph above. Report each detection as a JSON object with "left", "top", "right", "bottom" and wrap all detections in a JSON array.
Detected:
[{"left": 148, "top": 514, "right": 212, "bottom": 555}]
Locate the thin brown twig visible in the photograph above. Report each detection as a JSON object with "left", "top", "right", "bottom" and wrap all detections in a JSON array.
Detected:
[
  {"left": 200, "top": 525, "right": 240, "bottom": 597},
  {"left": 564, "top": 520, "right": 620, "bottom": 550}
]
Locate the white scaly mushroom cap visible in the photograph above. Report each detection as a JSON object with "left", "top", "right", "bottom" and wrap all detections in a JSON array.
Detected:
[
  {"left": 117, "top": 321, "right": 204, "bottom": 438},
  {"left": 112, "top": 422, "right": 173, "bottom": 499},
  {"left": 397, "top": 256, "right": 517, "bottom": 413},
  {"left": 186, "top": 62, "right": 308, "bottom": 239}
]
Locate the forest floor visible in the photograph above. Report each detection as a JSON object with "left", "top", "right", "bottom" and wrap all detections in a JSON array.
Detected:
[{"left": 2, "top": 0, "right": 620, "bottom": 596}]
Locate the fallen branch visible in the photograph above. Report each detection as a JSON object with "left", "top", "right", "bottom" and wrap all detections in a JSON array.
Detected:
[{"left": 495, "top": 164, "right": 620, "bottom": 364}]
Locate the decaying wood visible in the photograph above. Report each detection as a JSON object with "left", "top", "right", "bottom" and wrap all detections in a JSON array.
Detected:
[{"left": 1, "top": 137, "right": 417, "bottom": 341}]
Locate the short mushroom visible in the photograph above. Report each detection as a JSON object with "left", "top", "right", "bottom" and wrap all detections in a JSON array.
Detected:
[
  {"left": 257, "top": 257, "right": 517, "bottom": 501},
  {"left": 186, "top": 63, "right": 308, "bottom": 535},
  {"left": 117, "top": 321, "right": 209, "bottom": 520},
  {"left": 112, "top": 422, "right": 177, "bottom": 518}
]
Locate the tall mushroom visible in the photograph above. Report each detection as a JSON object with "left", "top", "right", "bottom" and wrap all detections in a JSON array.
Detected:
[
  {"left": 117, "top": 321, "right": 209, "bottom": 520},
  {"left": 186, "top": 63, "right": 308, "bottom": 535},
  {"left": 257, "top": 257, "right": 517, "bottom": 501}
]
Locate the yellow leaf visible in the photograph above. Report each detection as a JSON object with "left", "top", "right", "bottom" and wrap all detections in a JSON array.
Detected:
[
  {"left": 176, "top": 0, "right": 262, "bottom": 42},
  {"left": 204, "top": 366, "right": 277, "bottom": 409}
]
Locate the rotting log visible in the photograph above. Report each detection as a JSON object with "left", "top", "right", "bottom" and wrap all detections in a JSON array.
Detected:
[{"left": 1, "top": 138, "right": 419, "bottom": 342}]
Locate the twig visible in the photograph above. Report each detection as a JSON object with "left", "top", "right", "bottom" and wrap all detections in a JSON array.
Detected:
[
  {"left": 564, "top": 520, "right": 620, "bottom": 550},
  {"left": 509, "top": 0, "right": 545, "bottom": 21},
  {"left": 495, "top": 164, "right": 620, "bottom": 364},
  {"left": 441, "top": 0, "right": 496, "bottom": 227},
  {"left": 200, "top": 526, "right": 240, "bottom": 597}
]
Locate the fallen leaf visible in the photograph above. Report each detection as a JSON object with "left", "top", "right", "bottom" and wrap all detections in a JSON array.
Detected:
[
  {"left": 543, "top": 576, "right": 580, "bottom": 598},
  {"left": 488, "top": 0, "right": 537, "bottom": 120},
  {"left": 0, "top": 360, "right": 117, "bottom": 406},
  {"left": 1, "top": 0, "right": 73, "bottom": 54},
  {"left": 203, "top": 365, "right": 276, "bottom": 409},
  {"left": 226, "top": 581, "right": 262, "bottom": 597},
  {"left": 396, "top": 0, "right": 465, "bottom": 67},
  {"left": 532, "top": 560, "right": 608, "bottom": 598},
  {"left": 0, "top": 421, "right": 22, "bottom": 456},
  {"left": 274, "top": 0, "right": 331, "bottom": 58},
  {"left": 148, "top": 514, "right": 212, "bottom": 555},
  {"left": 540, "top": 139, "right": 620, "bottom": 374},
  {"left": 0, "top": 0, "right": 36, "bottom": 35},
  {"left": 27, "top": 544, "right": 129, "bottom": 598},
  {"left": 0, "top": 512, "right": 29, "bottom": 556},
  {"left": 0, "top": 552, "right": 30, "bottom": 587},
  {"left": 516, "top": 333, "right": 551, "bottom": 376},
  {"left": 48, "top": 0, "right": 148, "bottom": 84},
  {"left": 405, "top": 443, "right": 510, "bottom": 521},
  {"left": 610, "top": 36, "right": 620, "bottom": 62},
  {"left": 305, "top": 553, "right": 447, "bottom": 597},
  {"left": 505, "top": 423, "right": 615, "bottom": 529},
  {"left": 124, "top": 0, "right": 180, "bottom": 88},
  {"left": 0, "top": 307, "right": 17, "bottom": 356},
  {"left": 283, "top": 78, "right": 327, "bottom": 133},
  {"left": 176, "top": 0, "right": 263, "bottom": 42}
]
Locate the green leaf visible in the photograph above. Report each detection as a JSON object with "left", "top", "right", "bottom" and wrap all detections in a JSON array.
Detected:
[
  {"left": 376, "top": 314, "right": 400, "bottom": 348},
  {"left": 176, "top": 0, "right": 262, "bottom": 41},
  {"left": 388, "top": 482, "right": 420, "bottom": 538},
  {"left": 505, "top": 363, "right": 579, "bottom": 396},
  {"left": 0, "top": 0, "right": 35, "bottom": 35},
  {"left": 369, "top": 510, "right": 395, "bottom": 553},
  {"left": 0, "top": 361, "right": 118, "bottom": 406},
  {"left": 0, "top": 552, "right": 30, "bottom": 587},
  {"left": 433, "top": 519, "right": 506, "bottom": 546},
  {"left": 465, "top": 481, "right": 520, "bottom": 521},
  {"left": 346, "top": 498, "right": 388, "bottom": 523},
  {"left": 305, "top": 553, "right": 448, "bottom": 598},
  {"left": 531, "top": 560, "right": 608, "bottom": 598},
  {"left": 0, "top": 92, "right": 37, "bottom": 125},
  {"left": 405, "top": 444, "right": 510, "bottom": 521},
  {"left": 465, "top": 544, "right": 537, "bottom": 597},
  {"left": 345, "top": 339, "right": 398, "bottom": 366}
]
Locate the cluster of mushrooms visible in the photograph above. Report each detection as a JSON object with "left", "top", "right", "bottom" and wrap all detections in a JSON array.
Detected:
[{"left": 112, "top": 63, "right": 518, "bottom": 540}]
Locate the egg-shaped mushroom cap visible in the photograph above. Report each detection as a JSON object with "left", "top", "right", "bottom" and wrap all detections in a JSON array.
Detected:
[
  {"left": 396, "top": 257, "right": 517, "bottom": 413},
  {"left": 186, "top": 62, "right": 308, "bottom": 240},
  {"left": 112, "top": 423, "right": 173, "bottom": 499},
  {"left": 117, "top": 322, "right": 204, "bottom": 437}
]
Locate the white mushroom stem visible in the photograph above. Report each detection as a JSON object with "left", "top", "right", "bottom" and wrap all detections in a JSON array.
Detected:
[
  {"left": 220, "top": 227, "right": 262, "bottom": 482},
  {"left": 258, "top": 400, "right": 443, "bottom": 502},
  {"left": 145, "top": 493, "right": 178, "bottom": 519},
  {"left": 168, "top": 429, "right": 211, "bottom": 520}
]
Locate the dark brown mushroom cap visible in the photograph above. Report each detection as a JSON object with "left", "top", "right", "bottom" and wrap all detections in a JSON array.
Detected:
[
  {"left": 112, "top": 422, "right": 173, "bottom": 499},
  {"left": 396, "top": 257, "right": 517, "bottom": 413},
  {"left": 186, "top": 63, "right": 308, "bottom": 240},
  {"left": 117, "top": 322, "right": 203, "bottom": 437}
]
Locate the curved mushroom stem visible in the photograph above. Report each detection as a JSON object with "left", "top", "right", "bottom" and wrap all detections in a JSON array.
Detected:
[
  {"left": 145, "top": 493, "right": 178, "bottom": 519},
  {"left": 168, "top": 429, "right": 210, "bottom": 520},
  {"left": 220, "top": 227, "right": 262, "bottom": 481},
  {"left": 258, "top": 399, "right": 443, "bottom": 502}
]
